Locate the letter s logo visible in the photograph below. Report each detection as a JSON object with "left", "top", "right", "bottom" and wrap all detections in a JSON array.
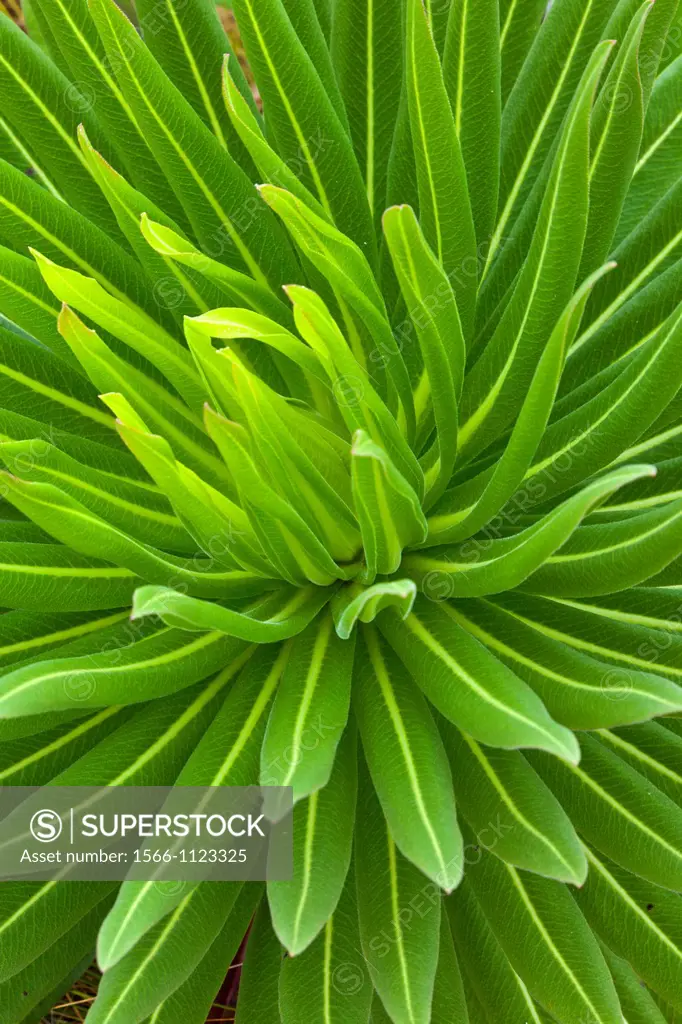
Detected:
[{"left": 30, "top": 809, "right": 63, "bottom": 843}]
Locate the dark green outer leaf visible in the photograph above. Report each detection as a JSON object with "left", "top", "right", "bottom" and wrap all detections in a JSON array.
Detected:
[
  {"left": 135, "top": 0, "right": 258, "bottom": 165},
  {"left": 380, "top": 599, "right": 580, "bottom": 762},
  {"left": 451, "top": 596, "right": 682, "bottom": 729},
  {"left": 89, "top": 0, "right": 299, "bottom": 290},
  {"left": 268, "top": 724, "right": 356, "bottom": 955},
  {"left": 443, "top": 0, "right": 501, "bottom": 246},
  {"left": 232, "top": 0, "right": 375, "bottom": 257},
  {"left": 0, "top": 901, "right": 113, "bottom": 1024},
  {"left": 30, "top": 0, "right": 186, "bottom": 224},
  {"left": 465, "top": 845, "right": 622, "bottom": 1024},
  {"left": 146, "top": 885, "right": 263, "bottom": 1024},
  {"left": 458, "top": 40, "right": 610, "bottom": 461},
  {"left": 529, "top": 732, "right": 682, "bottom": 891},
  {"left": 491, "top": 0, "right": 617, "bottom": 271},
  {"left": 0, "top": 158, "right": 167, "bottom": 324},
  {"left": 498, "top": 0, "right": 546, "bottom": 104},
  {"left": 576, "top": 848, "right": 682, "bottom": 1011},
  {"left": 616, "top": 52, "right": 682, "bottom": 245},
  {"left": 260, "top": 613, "right": 354, "bottom": 803},
  {"left": 355, "top": 769, "right": 441, "bottom": 1024},
  {"left": 601, "top": 945, "right": 668, "bottom": 1024},
  {"left": 279, "top": 861, "right": 373, "bottom": 1024},
  {"left": 0, "top": 628, "right": 248, "bottom": 717},
  {"left": 331, "top": 0, "right": 404, "bottom": 220},
  {"left": 440, "top": 720, "right": 587, "bottom": 885},
  {"left": 355, "top": 628, "right": 463, "bottom": 891},
  {"left": 0, "top": 15, "right": 119, "bottom": 238},
  {"left": 405, "top": 0, "right": 477, "bottom": 338},
  {"left": 578, "top": 2, "right": 649, "bottom": 276}
]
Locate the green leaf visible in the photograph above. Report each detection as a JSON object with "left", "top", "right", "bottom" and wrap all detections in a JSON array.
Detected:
[
  {"left": 0, "top": 321, "right": 116, "bottom": 447},
  {"left": 616, "top": 52, "right": 682, "bottom": 245},
  {"left": 380, "top": 598, "right": 580, "bottom": 762},
  {"left": 448, "top": 596, "right": 682, "bottom": 729},
  {"left": 234, "top": 897, "right": 282, "bottom": 1024},
  {"left": 259, "top": 185, "right": 414, "bottom": 431},
  {"left": 29, "top": 0, "right": 186, "bottom": 223},
  {"left": 146, "top": 885, "right": 263, "bottom": 1024},
  {"left": 287, "top": 285, "right": 422, "bottom": 496},
  {"left": 279, "top": 859, "right": 373, "bottom": 1024},
  {"left": 529, "top": 732, "right": 682, "bottom": 891},
  {"left": 32, "top": 250, "right": 206, "bottom": 411},
  {"left": 442, "top": 0, "right": 501, "bottom": 246},
  {"left": 596, "top": 721, "right": 682, "bottom": 805},
  {"left": 427, "top": 264, "right": 615, "bottom": 546},
  {"left": 0, "top": 704, "right": 129, "bottom": 786},
  {"left": 0, "top": 627, "right": 249, "bottom": 718},
  {"left": 498, "top": 0, "right": 546, "bottom": 104},
  {"left": 521, "top": 498, "right": 682, "bottom": 597},
  {"left": 188, "top": 306, "right": 325, "bottom": 383},
  {"left": 97, "top": 647, "right": 281, "bottom": 969},
  {"left": 382, "top": 204, "right": 463, "bottom": 505},
  {"left": 459, "top": 40, "right": 612, "bottom": 461},
  {"left": 0, "top": 881, "right": 115, "bottom": 985},
  {"left": 268, "top": 724, "right": 356, "bottom": 955},
  {"left": 88, "top": 0, "right": 298, "bottom": 290},
  {"left": 576, "top": 847, "right": 682, "bottom": 1012},
  {"left": 447, "top": 880, "right": 546, "bottom": 1024},
  {"left": 135, "top": 0, "right": 257, "bottom": 163},
  {"left": 351, "top": 430, "right": 427, "bottom": 584},
  {"left": 405, "top": 0, "right": 477, "bottom": 338},
  {"left": 0, "top": 15, "right": 118, "bottom": 237},
  {"left": 601, "top": 945, "right": 669, "bottom": 1024},
  {"left": 491, "top": 0, "right": 617, "bottom": 272},
  {"left": 76, "top": 133, "right": 212, "bottom": 325},
  {"left": 465, "top": 844, "right": 622, "bottom": 1024},
  {"left": 0, "top": 541, "right": 136, "bottom": 612},
  {"left": 141, "top": 215, "right": 292, "bottom": 324},
  {"left": 221, "top": 55, "right": 326, "bottom": 216},
  {"left": 355, "top": 628, "right": 463, "bottom": 891},
  {"left": 439, "top": 720, "right": 587, "bottom": 885},
  {"left": 431, "top": 910, "right": 469, "bottom": 1024},
  {"left": 204, "top": 403, "right": 349, "bottom": 586},
  {"left": 58, "top": 308, "right": 231, "bottom": 490},
  {"left": 0, "top": 901, "right": 112, "bottom": 1024},
  {"left": 0, "top": 474, "right": 269, "bottom": 599},
  {"left": 131, "top": 585, "right": 329, "bottom": 640},
  {"left": 0, "top": 242, "right": 74, "bottom": 364},
  {"left": 0, "top": 158, "right": 164, "bottom": 323},
  {"left": 355, "top": 771, "right": 441, "bottom": 1024},
  {"left": 260, "top": 612, "right": 354, "bottom": 802},
  {"left": 330, "top": 0, "right": 404, "bottom": 219},
  {"left": 0, "top": 437, "right": 195, "bottom": 555},
  {"left": 89, "top": 883, "right": 240, "bottom": 1024},
  {"left": 406, "top": 465, "right": 654, "bottom": 597},
  {"left": 331, "top": 580, "right": 416, "bottom": 640},
  {"left": 224, "top": 354, "right": 360, "bottom": 560},
  {"left": 113, "top": 419, "right": 268, "bottom": 573},
  {"left": 579, "top": 3, "right": 650, "bottom": 276},
  {"left": 231, "top": 0, "right": 374, "bottom": 254}
]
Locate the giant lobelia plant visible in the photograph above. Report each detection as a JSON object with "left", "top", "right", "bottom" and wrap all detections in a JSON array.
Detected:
[{"left": 0, "top": 0, "right": 682, "bottom": 1020}]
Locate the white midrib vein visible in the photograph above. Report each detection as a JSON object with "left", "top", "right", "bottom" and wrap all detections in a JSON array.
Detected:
[
  {"left": 463, "top": 732, "right": 579, "bottom": 879},
  {"left": 388, "top": 832, "right": 418, "bottom": 1024},
  {"left": 367, "top": 626, "right": 451, "bottom": 883},
  {"left": 100, "top": 651, "right": 255, "bottom": 965},
  {"left": 506, "top": 864, "right": 610, "bottom": 1023},
  {"left": 449, "top": 603, "right": 679, "bottom": 707},
  {"left": 484, "top": 0, "right": 595, "bottom": 275},
  {"left": 405, "top": 612, "right": 569, "bottom": 753},
  {"left": 281, "top": 616, "right": 331, "bottom": 788}
]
